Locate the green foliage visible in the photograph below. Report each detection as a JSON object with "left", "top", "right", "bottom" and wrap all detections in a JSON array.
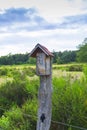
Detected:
[
  {"left": 0, "top": 68, "right": 37, "bottom": 116},
  {"left": 0, "top": 80, "right": 29, "bottom": 111},
  {"left": 53, "top": 64, "right": 83, "bottom": 72},
  {"left": 0, "top": 53, "right": 29, "bottom": 65},
  {"left": 0, "top": 64, "right": 87, "bottom": 130},
  {"left": 22, "top": 99, "right": 37, "bottom": 129},
  {"left": 53, "top": 50, "right": 76, "bottom": 64},
  {"left": 28, "top": 57, "right": 36, "bottom": 64},
  {"left": 23, "top": 67, "right": 36, "bottom": 77},
  {"left": 68, "top": 64, "right": 83, "bottom": 71},
  {"left": 25, "top": 78, "right": 39, "bottom": 98},
  {"left": 0, "top": 66, "right": 38, "bottom": 130},
  {"left": 52, "top": 73, "right": 87, "bottom": 129},
  {"left": 22, "top": 99, "right": 37, "bottom": 116},
  {"left": 0, "top": 105, "right": 36, "bottom": 130},
  {"left": 53, "top": 65, "right": 69, "bottom": 71},
  {"left": 60, "top": 51, "right": 76, "bottom": 64},
  {"left": 0, "top": 50, "right": 77, "bottom": 65},
  {"left": 0, "top": 115, "right": 10, "bottom": 130},
  {"left": 0, "top": 68, "right": 8, "bottom": 76},
  {"left": 83, "top": 65, "right": 87, "bottom": 81},
  {"left": 5, "top": 106, "right": 23, "bottom": 130},
  {"left": 77, "top": 39, "right": 87, "bottom": 62}
]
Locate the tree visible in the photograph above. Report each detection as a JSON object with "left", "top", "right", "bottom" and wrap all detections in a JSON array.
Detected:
[
  {"left": 61, "top": 51, "right": 76, "bottom": 64},
  {"left": 52, "top": 51, "right": 58, "bottom": 63},
  {"left": 52, "top": 50, "right": 76, "bottom": 64},
  {"left": 77, "top": 38, "right": 87, "bottom": 62},
  {"left": 0, "top": 53, "right": 29, "bottom": 65}
]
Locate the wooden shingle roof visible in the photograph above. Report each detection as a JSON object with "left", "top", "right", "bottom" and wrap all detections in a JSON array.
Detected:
[{"left": 29, "top": 43, "right": 54, "bottom": 57}]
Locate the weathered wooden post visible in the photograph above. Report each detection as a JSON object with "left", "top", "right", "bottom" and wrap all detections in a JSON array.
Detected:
[{"left": 30, "top": 44, "right": 53, "bottom": 130}]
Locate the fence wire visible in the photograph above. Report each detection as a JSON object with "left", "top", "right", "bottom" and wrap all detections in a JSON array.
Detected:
[{"left": 0, "top": 106, "right": 87, "bottom": 130}]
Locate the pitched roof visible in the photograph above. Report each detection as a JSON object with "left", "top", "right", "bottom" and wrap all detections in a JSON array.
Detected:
[{"left": 29, "top": 43, "right": 54, "bottom": 57}]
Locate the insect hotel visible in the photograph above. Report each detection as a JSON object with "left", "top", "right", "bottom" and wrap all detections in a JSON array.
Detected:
[{"left": 30, "top": 43, "right": 53, "bottom": 130}]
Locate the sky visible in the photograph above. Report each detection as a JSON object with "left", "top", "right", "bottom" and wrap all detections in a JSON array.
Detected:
[{"left": 0, "top": 0, "right": 87, "bottom": 56}]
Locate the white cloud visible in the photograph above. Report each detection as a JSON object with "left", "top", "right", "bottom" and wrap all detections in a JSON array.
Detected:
[
  {"left": 0, "top": 24, "right": 86, "bottom": 56},
  {"left": 0, "top": 0, "right": 87, "bottom": 22},
  {"left": 0, "top": 0, "right": 87, "bottom": 56}
]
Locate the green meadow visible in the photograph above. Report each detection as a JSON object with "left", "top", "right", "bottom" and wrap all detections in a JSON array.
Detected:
[{"left": 0, "top": 63, "right": 87, "bottom": 130}]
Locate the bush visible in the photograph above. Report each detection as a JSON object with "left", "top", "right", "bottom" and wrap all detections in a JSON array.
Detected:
[
  {"left": 83, "top": 65, "right": 87, "bottom": 80},
  {"left": 68, "top": 65, "right": 83, "bottom": 71},
  {"left": 0, "top": 103, "right": 37, "bottom": 130},
  {"left": 0, "top": 68, "right": 8, "bottom": 76},
  {"left": 52, "top": 77, "right": 87, "bottom": 130},
  {"left": 22, "top": 99, "right": 37, "bottom": 130},
  {"left": 0, "top": 80, "right": 29, "bottom": 108},
  {"left": 0, "top": 68, "right": 38, "bottom": 116},
  {"left": 0, "top": 64, "right": 87, "bottom": 130},
  {"left": 23, "top": 67, "right": 36, "bottom": 77},
  {"left": 0, "top": 115, "right": 11, "bottom": 130}
]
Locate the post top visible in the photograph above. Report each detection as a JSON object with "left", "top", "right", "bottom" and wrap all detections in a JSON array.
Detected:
[{"left": 29, "top": 43, "right": 54, "bottom": 58}]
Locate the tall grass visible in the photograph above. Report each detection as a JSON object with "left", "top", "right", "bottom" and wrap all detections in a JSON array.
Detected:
[
  {"left": 83, "top": 65, "right": 87, "bottom": 80},
  {"left": 0, "top": 64, "right": 87, "bottom": 130},
  {"left": 52, "top": 66, "right": 87, "bottom": 130}
]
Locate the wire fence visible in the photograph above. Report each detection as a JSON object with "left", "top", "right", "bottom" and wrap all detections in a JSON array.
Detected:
[
  {"left": 51, "top": 120, "right": 87, "bottom": 130},
  {"left": 0, "top": 88, "right": 87, "bottom": 130},
  {"left": 0, "top": 107, "right": 87, "bottom": 130}
]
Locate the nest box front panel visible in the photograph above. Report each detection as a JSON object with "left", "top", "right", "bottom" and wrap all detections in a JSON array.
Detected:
[
  {"left": 45, "top": 57, "right": 51, "bottom": 75},
  {"left": 36, "top": 52, "right": 46, "bottom": 75},
  {"left": 36, "top": 52, "right": 51, "bottom": 75}
]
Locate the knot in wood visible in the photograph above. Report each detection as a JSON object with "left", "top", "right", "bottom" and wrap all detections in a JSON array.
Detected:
[{"left": 40, "top": 113, "right": 45, "bottom": 123}]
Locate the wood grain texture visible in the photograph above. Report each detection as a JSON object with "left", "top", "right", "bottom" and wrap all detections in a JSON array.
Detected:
[
  {"left": 37, "top": 76, "right": 52, "bottom": 130},
  {"left": 36, "top": 52, "right": 51, "bottom": 76},
  {"left": 29, "top": 44, "right": 53, "bottom": 130}
]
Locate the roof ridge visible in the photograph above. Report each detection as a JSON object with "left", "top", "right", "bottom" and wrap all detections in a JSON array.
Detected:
[{"left": 30, "top": 43, "right": 54, "bottom": 57}]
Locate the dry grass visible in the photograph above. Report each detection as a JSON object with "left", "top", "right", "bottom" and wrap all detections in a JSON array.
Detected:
[
  {"left": 52, "top": 70, "right": 85, "bottom": 83},
  {"left": 0, "top": 77, "right": 5, "bottom": 85},
  {"left": 0, "top": 76, "right": 13, "bottom": 85}
]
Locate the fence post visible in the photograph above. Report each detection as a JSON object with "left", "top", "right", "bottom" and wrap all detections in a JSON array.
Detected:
[{"left": 29, "top": 44, "right": 53, "bottom": 130}]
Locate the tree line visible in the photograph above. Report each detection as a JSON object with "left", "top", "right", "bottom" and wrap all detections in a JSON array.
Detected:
[
  {"left": 0, "top": 53, "right": 29, "bottom": 65},
  {"left": 53, "top": 38, "right": 87, "bottom": 64},
  {"left": 53, "top": 50, "right": 77, "bottom": 64},
  {"left": 0, "top": 39, "right": 87, "bottom": 65},
  {"left": 0, "top": 51, "right": 77, "bottom": 65}
]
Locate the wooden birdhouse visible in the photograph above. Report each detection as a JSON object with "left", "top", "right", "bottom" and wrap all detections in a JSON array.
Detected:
[{"left": 29, "top": 44, "right": 53, "bottom": 76}]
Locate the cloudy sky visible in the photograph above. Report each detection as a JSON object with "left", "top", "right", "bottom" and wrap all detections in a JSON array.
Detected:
[{"left": 0, "top": 0, "right": 87, "bottom": 56}]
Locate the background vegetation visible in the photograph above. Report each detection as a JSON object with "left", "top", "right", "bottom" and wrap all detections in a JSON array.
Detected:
[
  {"left": 0, "top": 38, "right": 87, "bottom": 130},
  {"left": 0, "top": 63, "right": 86, "bottom": 130},
  {"left": 0, "top": 38, "right": 87, "bottom": 65}
]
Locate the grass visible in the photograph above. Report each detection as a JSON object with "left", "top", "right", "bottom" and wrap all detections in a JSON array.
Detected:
[
  {"left": 0, "top": 76, "right": 13, "bottom": 85},
  {"left": 0, "top": 63, "right": 85, "bottom": 85},
  {"left": 0, "top": 63, "right": 87, "bottom": 129},
  {"left": 53, "top": 70, "right": 85, "bottom": 82},
  {"left": 0, "top": 77, "right": 6, "bottom": 85}
]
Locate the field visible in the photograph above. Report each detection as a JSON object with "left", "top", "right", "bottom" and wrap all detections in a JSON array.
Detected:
[{"left": 0, "top": 63, "right": 87, "bottom": 130}]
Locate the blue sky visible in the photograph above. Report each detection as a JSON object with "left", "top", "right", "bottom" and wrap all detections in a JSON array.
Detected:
[{"left": 0, "top": 0, "right": 87, "bottom": 56}]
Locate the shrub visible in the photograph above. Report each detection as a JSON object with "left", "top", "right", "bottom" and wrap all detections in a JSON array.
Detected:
[
  {"left": 23, "top": 67, "right": 36, "bottom": 77},
  {"left": 52, "top": 77, "right": 87, "bottom": 130},
  {"left": 0, "top": 115, "right": 11, "bottom": 130},
  {"left": 0, "top": 68, "right": 39, "bottom": 116},
  {"left": 22, "top": 99, "right": 37, "bottom": 130},
  {"left": 0, "top": 80, "right": 29, "bottom": 108},
  {"left": 0, "top": 68, "right": 8, "bottom": 76},
  {"left": 83, "top": 65, "right": 87, "bottom": 80},
  {"left": 68, "top": 65, "right": 83, "bottom": 71},
  {"left": 0, "top": 103, "right": 37, "bottom": 130}
]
